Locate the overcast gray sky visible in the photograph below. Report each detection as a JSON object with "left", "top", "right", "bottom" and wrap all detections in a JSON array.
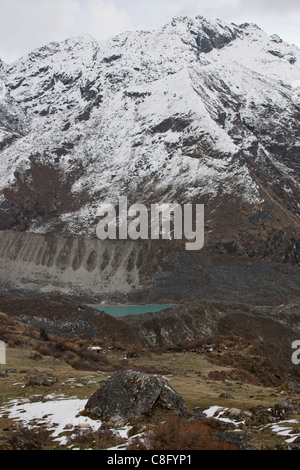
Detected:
[{"left": 1, "top": 0, "right": 300, "bottom": 63}]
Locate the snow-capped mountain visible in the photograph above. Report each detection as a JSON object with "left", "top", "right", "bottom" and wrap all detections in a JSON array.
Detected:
[{"left": 0, "top": 16, "right": 299, "bottom": 262}]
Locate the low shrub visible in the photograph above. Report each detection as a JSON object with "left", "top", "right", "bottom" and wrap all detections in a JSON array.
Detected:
[
  {"left": 33, "top": 339, "right": 111, "bottom": 370},
  {"left": 0, "top": 426, "right": 53, "bottom": 450},
  {"left": 127, "top": 417, "right": 235, "bottom": 450},
  {"left": 66, "top": 424, "right": 126, "bottom": 450}
]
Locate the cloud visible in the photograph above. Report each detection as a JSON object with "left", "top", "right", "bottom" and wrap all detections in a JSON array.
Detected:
[
  {"left": 77, "top": 0, "right": 134, "bottom": 40},
  {"left": 239, "top": 0, "right": 300, "bottom": 15},
  {"left": 0, "top": 0, "right": 134, "bottom": 63},
  {"left": 0, "top": 0, "right": 299, "bottom": 63},
  {"left": 113, "top": 0, "right": 185, "bottom": 29},
  {"left": 0, "top": 0, "right": 80, "bottom": 63},
  {"left": 176, "top": 0, "right": 300, "bottom": 46},
  {"left": 177, "top": 0, "right": 300, "bottom": 18}
]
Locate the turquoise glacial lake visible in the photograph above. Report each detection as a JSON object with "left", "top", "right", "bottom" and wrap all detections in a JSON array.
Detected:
[{"left": 93, "top": 304, "right": 174, "bottom": 317}]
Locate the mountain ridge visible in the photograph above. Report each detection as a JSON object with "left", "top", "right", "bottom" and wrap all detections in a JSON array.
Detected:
[{"left": 0, "top": 15, "right": 299, "bottom": 265}]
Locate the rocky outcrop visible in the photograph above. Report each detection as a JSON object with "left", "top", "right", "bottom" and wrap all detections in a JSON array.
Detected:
[
  {"left": 84, "top": 370, "right": 186, "bottom": 421},
  {"left": 25, "top": 374, "right": 58, "bottom": 387}
]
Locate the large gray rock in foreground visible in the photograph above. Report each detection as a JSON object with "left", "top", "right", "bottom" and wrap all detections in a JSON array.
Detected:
[{"left": 84, "top": 370, "right": 186, "bottom": 421}]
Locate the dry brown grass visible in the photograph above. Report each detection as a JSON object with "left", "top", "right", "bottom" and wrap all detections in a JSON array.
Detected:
[
  {"left": 66, "top": 423, "right": 126, "bottom": 450},
  {"left": 0, "top": 426, "right": 54, "bottom": 450},
  {"left": 127, "top": 417, "right": 236, "bottom": 450}
]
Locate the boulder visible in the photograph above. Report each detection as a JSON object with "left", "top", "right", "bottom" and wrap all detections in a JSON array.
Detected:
[
  {"left": 273, "top": 400, "right": 296, "bottom": 416},
  {"left": 288, "top": 382, "right": 300, "bottom": 394},
  {"left": 29, "top": 394, "right": 44, "bottom": 402},
  {"left": 25, "top": 374, "right": 58, "bottom": 387},
  {"left": 244, "top": 406, "right": 274, "bottom": 426},
  {"left": 76, "top": 423, "right": 91, "bottom": 430},
  {"left": 225, "top": 408, "right": 242, "bottom": 419},
  {"left": 218, "top": 393, "right": 234, "bottom": 399},
  {"left": 84, "top": 370, "right": 186, "bottom": 421}
]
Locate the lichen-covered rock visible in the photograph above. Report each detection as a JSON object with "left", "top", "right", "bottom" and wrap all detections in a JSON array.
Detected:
[{"left": 84, "top": 370, "right": 186, "bottom": 420}]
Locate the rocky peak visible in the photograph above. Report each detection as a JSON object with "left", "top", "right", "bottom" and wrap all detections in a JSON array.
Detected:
[{"left": 160, "top": 15, "right": 241, "bottom": 55}]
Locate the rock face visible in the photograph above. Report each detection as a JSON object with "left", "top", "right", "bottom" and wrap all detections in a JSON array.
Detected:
[
  {"left": 0, "top": 16, "right": 299, "bottom": 262},
  {"left": 1, "top": 230, "right": 300, "bottom": 303},
  {"left": 84, "top": 370, "right": 186, "bottom": 421},
  {"left": 0, "top": 231, "right": 145, "bottom": 296}
]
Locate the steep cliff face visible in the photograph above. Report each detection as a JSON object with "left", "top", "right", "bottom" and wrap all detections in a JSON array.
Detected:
[
  {"left": 0, "top": 231, "right": 149, "bottom": 296},
  {"left": 0, "top": 230, "right": 299, "bottom": 305},
  {"left": 0, "top": 16, "right": 299, "bottom": 299}
]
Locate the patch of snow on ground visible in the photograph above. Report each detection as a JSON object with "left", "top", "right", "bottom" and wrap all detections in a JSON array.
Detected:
[
  {"left": 263, "top": 419, "right": 300, "bottom": 443},
  {"left": 0, "top": 394, "right": 131, "bottom": 446},
  {"left": 0, "top": 396, "right": 95, "bottom": 441}
]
